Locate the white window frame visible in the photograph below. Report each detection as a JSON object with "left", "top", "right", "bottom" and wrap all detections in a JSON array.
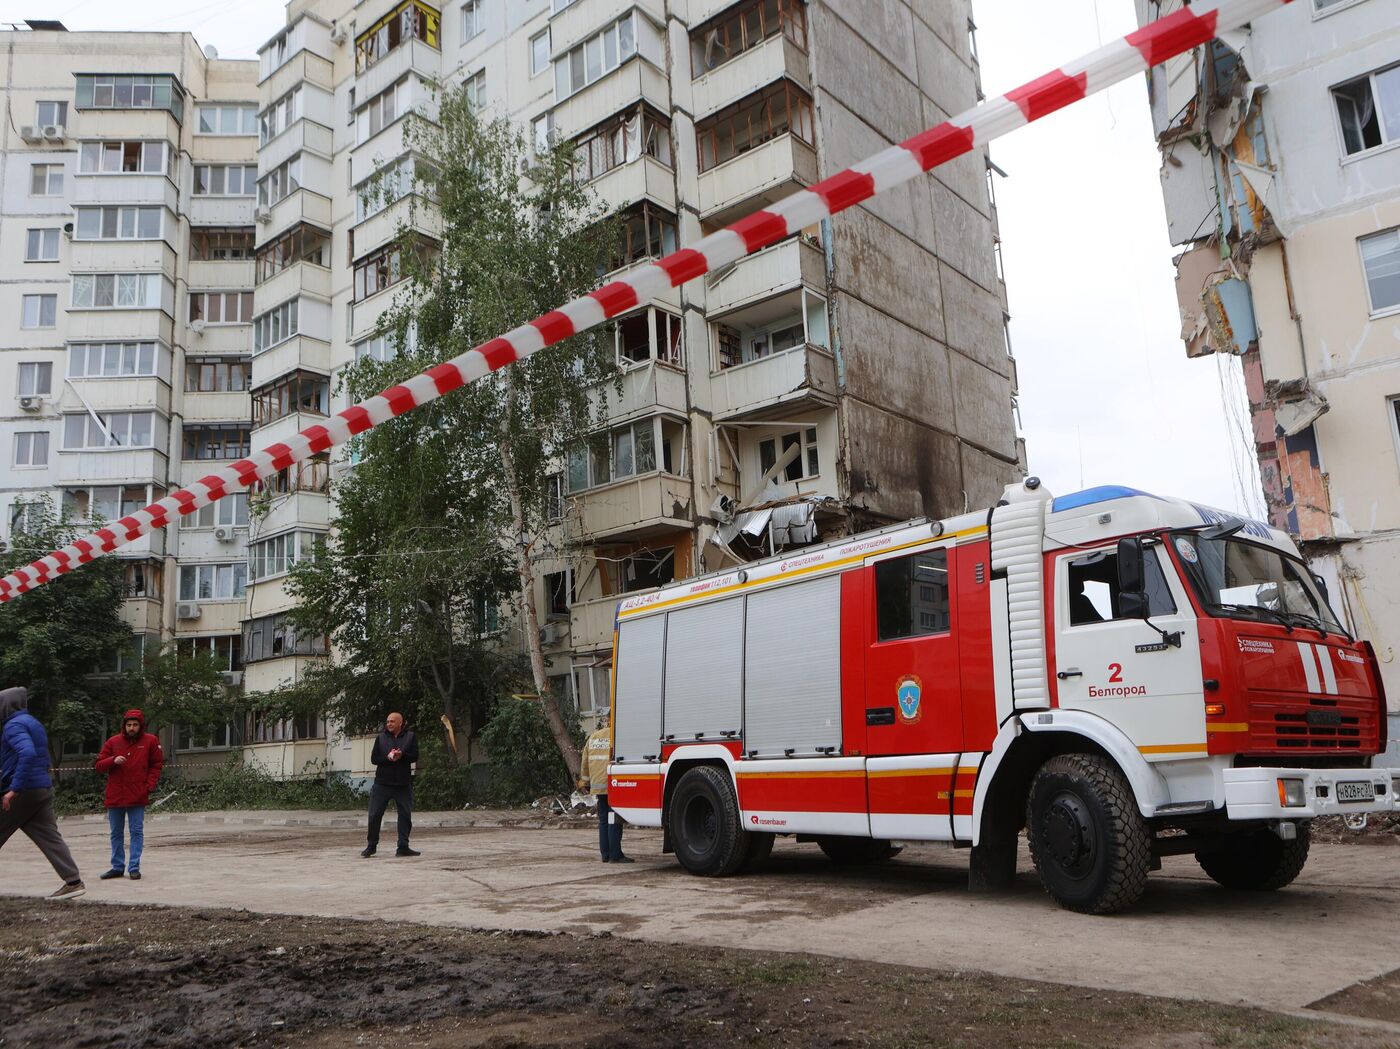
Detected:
[
  {"left": 258, "top": 157, "right": 303, "bottom": 207},
  {"left": 179, "top": 562, "right": 248, "bottom": 602},
  {"left": 259, "top": 87, "right": 302, "bottom": 144},
  {"left": 247, "top": 530, "right": 322, "bottom": 583},
  {"left": 189, "top": 290, "right": 255, "bottom": 326},
  {"left": 13, "top": 431, "right": 49, "bottom": 468},
  {"left": 62, "top": 411, "right": 160, "bottom": 450},
  {"left": 77, "top": 141, "right": 167, "bottom": 175},
  {"left": 196, "top": 103, "right": 258, "bottom": 136},
  {"left": 532, "top": 111, "right": 554, "bottom": 154},
  {"left": 253, "top": 298, "right": 301, "bottom": 353},
  {"left": 530, "top": 29, "right": 550, "bottom": 77},
  {"left": 70, "top": 273, "right": 162, "bottom": 310},
  {"left": 29, "top": 163, "right": 63, "bottom": 196},
  {"left": 757, "top": 426, "right": 820, "bottom": 484},
  {"left": 462, "top": 0, "right": 485, "bottom": 42},
  {"left": 21, "top": 294, "right": 57, "bottom": 329},
  {"left": 615, "top": 306, "right": 683, "bottom": 368},
  {"left": 17, "top": 361, "right": 53, "bottom": 396},
  {"left": 70, "top": 342, "right": 163, "bottom": 380},
  {"left": 1360, "top": 227, "right": 1400, "bottom": 318},
  {"left": 1333, "top": 63, "right": 1400, "bottom": 160},
  {"left": 25, "top": 228, "right": 60, "bottom": 261},
  {"left": 73, "top": 206, "right": 163, "bottom": 241},
  {"left": 553, "top": 11, "right": 639, "bottom": 101},
  {"left": 187, "top": 493, "right": 249, "bottom": 528},
  {"left": 464, "top": 69, "right": 486, "bottom": 111},
  {"left": 35, "top": 100, "right": 67, "bottom": 125},
  {"left": 194, "top": 164, "right": 258, "bottom": 197}
]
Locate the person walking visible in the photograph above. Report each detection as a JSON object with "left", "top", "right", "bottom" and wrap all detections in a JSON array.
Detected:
[
  {"left": 93, "top": 709, "right": 163, "bottom": 881},
  {"left": 580, "top": 712, "right": 630, "bottom": 864},
  {"left": 362, "top": 711, "right": 420, "bottom": 858},
  {"left": 0, "top": 687, "right": 85, "bottom": 899}
]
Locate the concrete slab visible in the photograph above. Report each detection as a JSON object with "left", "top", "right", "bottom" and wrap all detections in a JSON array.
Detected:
[{"left": 4, "top": 814, "right": 1398, "bottom": 1013}]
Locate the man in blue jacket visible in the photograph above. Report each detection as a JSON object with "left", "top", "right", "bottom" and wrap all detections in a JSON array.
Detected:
[{"left": 0, "top": 686, "right": 85, "bottom": 899}]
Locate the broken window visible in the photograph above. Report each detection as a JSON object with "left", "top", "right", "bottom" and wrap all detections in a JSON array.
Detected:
[
  {"left": 716, "top": 290, "right": 828, "bottom": 369},
  {"left": 614, "top": 306, "right": 682, "bottom": 366},
  {"left": 1065, "top": 550, "right": 1175, "bottom": 627},
  {"left": 696, "top": 79, "right": 814, "bottom": 172},
  {"left": 545, "top": 570, "right": 573, "bottom": 617},
  {"left": 1360, "top": 227, "right": 1400, "bottom": 314},
  {"left": 618, "top": 548, "right": 674, "bottom": 593},
  {"left": 1333, "top": 64, "right": 1400, "bottom": 157},
  {"left": 875, "top": 549, "right": 949, "bottom": 641},
  {"left": 758, "top": 427, "right": 819, "bottom": 484},
  {"left": 689, "top": 0, "right": 806, "bottom": 77}
]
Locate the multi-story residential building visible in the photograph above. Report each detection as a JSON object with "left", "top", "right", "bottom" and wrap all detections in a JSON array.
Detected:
[
  {"left": 248, "top": 0, "right": 1022, "bottom": 774},
  {"left": 1135, "top": 0, "right": 1400, "bottom": 747},
  {"left": 0, "top": 22, "right": 259, "bottom": 761}
]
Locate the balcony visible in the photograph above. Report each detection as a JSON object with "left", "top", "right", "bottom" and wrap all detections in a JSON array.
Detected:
[
  {"left": 71, "top": 174, "right": 179, "bottom": 213},
  {"left": 59, "top": 376, "right": 171, "bottom": 418},
  {"left": 258, "top": 189, "right": 332, "bottom": 246},
  {"left": 569, "top": 593, "right": 620, "bottom": 651},
  {"left": 691, "top": 33, "right": 810, "bottom": 118},
  {"left": 119, "top": 596, "right": 164, "bottom": 636},
  {"left": 68, "top": 109, "right": 180, "bottom": 146},
  {"left": 349, "top": 286, "right": 405, "bottom": 342},
  {"left": 554, "top": 59, "right": 669, "bottom": 140},
  {"left": 261, "top": 48, "right": 335, "bottom": 100},
  {"left": 586, "top": 154, "right": 675, "bottom": 213},
  {"left": 352, "top": 195, "right": 440, "bottom": 260},
  {"left": 65, "top": 309, "right": 173, "bottom": 345},
  {"left": 350, "top": 114, "right": 428, "bottom": 187},
  {"left": 710, "top": 343, "right": 836, "bottom": 421},
  {"left": 190, "top": 196, "right": 256, "bottom": 227},
  {"left": 57, "top": 448, "right": 169, "bottom": 485},
  {"left": 250, "top": 411, "right": 329, "bottom": 448},
  {"left": 251, "top": 334, "right": 333, "bottom": 387},
  {"left": 357, "top": 38, "right": 441, "bottom": 107},
  {"left": 256, "top": 259, "right": 332, "bottom": 310},
  {"left": 185, "top": 323, "right": 252, "bottom": 357},
  {"left": 181, "top": 600, "right": 247, "bottom": 636},
  {"left": 262, "top": 117, "right": 334, "bottom": 176},
  {"left": 705, "top": 236, "right": 823, "bottom": 316},
  {"left": 569, "top": 471, "right": 693, "bottom": 541},
  {"left": 697, "top": 133, "right": 816, "bottom": 225},
  {"left": 189, "top": 259, "right": 255, "bottom": 290},
  {"left": 182, "top": 391, "right": 252, "bottom": 424},
  {"left": 594, "top": 362, "right": 687, "bottom": 424},
  {"left": 175, "top": 526, "right": 249, "bottom": 563},
  {"left": 254, "top": 489, "right": 331, "bottom": 535},
  {"left": 551, "top": 0, "right": 665, "bottom": 53},
  {"left": 70, "top": 241, "right": 176, "bottom": 278}
]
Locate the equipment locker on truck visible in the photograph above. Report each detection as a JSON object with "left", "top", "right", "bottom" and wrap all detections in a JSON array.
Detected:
[{"left": 606, "top": 479, "right": 1397, "bottom": 913}]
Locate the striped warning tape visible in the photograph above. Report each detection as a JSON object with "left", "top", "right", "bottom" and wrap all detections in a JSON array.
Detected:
[{"left": 0, "top": 0, "right": 1291, "bottom": 603}]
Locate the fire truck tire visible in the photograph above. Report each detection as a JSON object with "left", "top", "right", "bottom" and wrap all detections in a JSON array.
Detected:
[
  {"left": 1194, "top": 823, "right": 1311, "bottom": 891},
  {"left": 669, "top": 765, "right": 750, "bottom": 877},
  {"left": 817, "top": 837, "right": 898, "bottom": 865},
  {"left": 1026, "top": 753, "right": 1151, "bottom": 915}
]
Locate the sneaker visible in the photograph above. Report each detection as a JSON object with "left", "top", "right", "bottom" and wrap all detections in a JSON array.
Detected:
[
  {"left": 395, "top": 847, "right": 421, "bottom": 857},
  {"left": 128, "top": 871, "right": 141, "bottom": 881},
  {"left": 611, "top": 855, "right": 635, "bottom": 864},
  {"left": 360, "top": 847, "right": 376, "bottom": 858},
  {"left": 48, "top": 881, "right": 85, "bottom": 901},
  {"left": 98, "top": 869, "right": 124, "bottom": 880}
]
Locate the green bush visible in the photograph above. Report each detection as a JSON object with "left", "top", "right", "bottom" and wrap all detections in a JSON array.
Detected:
[
  {"left": 478, "top": 696, "right": 573, "bottom": 805},
  {"left": 410, "top": 734, "right": 475, "bottom": 810}
]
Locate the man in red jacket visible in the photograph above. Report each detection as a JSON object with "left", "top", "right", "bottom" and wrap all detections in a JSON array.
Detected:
[{"left": 94, "top": 709, "right": 163, "bottom": 880}]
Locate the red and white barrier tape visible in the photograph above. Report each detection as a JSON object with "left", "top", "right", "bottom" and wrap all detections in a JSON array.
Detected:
[{"left": 0, "top": 0, "right": 1290, "bottom": 603}]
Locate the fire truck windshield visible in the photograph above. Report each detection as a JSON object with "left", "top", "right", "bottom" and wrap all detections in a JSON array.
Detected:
[{"left": 1170, "top": 532, "right": 1347, "bottom": 637}]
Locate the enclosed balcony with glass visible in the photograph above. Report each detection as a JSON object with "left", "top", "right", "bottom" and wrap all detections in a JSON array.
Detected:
[
  {"left": 74, "top": 73, "right": 185, "bottom": 123},
  {"left": 695, "top": 78, "right": 816, "bottom": 223},
  {"left": 709, "top": 287, "right": 836, "bottom": 419}
]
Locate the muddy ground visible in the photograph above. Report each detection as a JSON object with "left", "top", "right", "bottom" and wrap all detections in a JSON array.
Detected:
[{"left": 0, "top": 898, "right": 1394, "bottom": 1049}]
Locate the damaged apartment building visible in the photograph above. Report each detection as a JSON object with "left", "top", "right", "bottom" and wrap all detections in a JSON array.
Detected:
[{"left": 1136, "top": 0, "right": 1400, "bottom": 738}]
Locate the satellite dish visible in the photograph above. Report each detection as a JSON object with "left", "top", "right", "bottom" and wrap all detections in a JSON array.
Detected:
[{"left": 203, "top": 44, "right": 219, "bottom": 59}]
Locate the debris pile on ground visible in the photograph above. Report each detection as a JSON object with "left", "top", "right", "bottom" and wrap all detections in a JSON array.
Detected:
[{"left": 1312, "top": 812, "right": 1400, "bottom": 845}]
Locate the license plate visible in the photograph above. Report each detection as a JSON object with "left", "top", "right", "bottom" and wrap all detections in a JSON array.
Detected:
[{"left": 1336, "top": 781, "right": 1373, "bottom": 804}]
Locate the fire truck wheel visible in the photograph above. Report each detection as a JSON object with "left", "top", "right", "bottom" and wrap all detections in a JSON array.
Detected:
[
  {"left": 1194, "top": 823, "right": 1311, "bottom": 891},
  {"left": 669, "top": 765, "right": 750, "bottom": 877},
  {"left": 817, "top": 837, "right": 898, "bottom": 865},
  {"left": 1026, "top": 754, "right": 1151, "bottom": 915}
]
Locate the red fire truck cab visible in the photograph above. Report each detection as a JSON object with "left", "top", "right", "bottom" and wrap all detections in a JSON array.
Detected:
[{"left": 606, "top": 480, "right": 1396, "bottom": 913}]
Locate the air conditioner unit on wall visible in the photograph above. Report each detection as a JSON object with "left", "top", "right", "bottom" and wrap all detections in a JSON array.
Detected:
[
  {"left": 176, "top": 602, "right": 202, "bottom": 620},
  {"left": 18, "top": 125, "right": 43, "bottom": 142},
  {"left": 213, "top": 525, "right": 235, "bottom": 542},
  {"left": 255, "top": 205, "right": 271, "bottom": 223},
  {"left": 220, "top": 670, "right": 244, "bottom": 687},
  {"left": 18, "top": 395, "right": 42, "bottom": 412},
  {"left": 329, "top": 20, "right": 348, "bottom": 44},
  {"left": 41, "top": 124, "right": 65, "bottom": 141},
  {"left": 539, "top": 621, "right": 568, "bottom": 645}
]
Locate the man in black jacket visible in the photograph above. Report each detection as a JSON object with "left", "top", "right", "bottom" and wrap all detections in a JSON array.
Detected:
[{"left": 362, "top": 712, "right": 420, "bottom": 858}]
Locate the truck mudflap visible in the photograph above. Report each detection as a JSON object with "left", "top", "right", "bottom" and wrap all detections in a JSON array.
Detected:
[{"left": 1221, "top": 767, "right": 1397, "bottom": 820}]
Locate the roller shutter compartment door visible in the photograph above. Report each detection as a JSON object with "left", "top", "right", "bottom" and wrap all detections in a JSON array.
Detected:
[
  {"left": 663, "top": 597, "right": 743, "bottom": 741},
  {"left": 613, "top": 614, "right": 666, "bottom": 762},
  {"left": 744, "top": 576, "right": 842, "bottom": 756}
]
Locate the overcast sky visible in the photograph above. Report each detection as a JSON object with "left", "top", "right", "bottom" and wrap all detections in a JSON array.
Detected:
[{"left": 5, "top": 0, "right": 1265, "bottom": 517}]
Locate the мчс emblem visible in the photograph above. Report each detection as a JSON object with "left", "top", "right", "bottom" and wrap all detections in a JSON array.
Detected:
[{"left": 896, "top": 675, "right": 923, "bottom": 723}]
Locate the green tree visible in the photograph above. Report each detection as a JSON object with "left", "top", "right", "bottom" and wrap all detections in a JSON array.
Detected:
[
  {"left": 0, "top": 499, "right": 132, "bottom": 758},
  {"left": 119, "top": 643, "right": 230, "bottom": 767},
  {"left": 288, "top": 83, "right": 617, "bottom": 777}
]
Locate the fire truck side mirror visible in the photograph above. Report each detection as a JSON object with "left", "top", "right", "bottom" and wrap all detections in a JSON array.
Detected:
[{"left": 1116, "top": 537, "right": 1149, "bottom": 618}]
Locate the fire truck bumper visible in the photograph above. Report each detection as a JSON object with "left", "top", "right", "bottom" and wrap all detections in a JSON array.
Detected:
[{"left": 1221, "top": 767, "right": 1398, "bottom": 820}]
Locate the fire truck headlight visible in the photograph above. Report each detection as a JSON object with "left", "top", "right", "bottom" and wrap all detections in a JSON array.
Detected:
[{"left": 1277, "top": 778, "right": 1306, "bottom": 808}]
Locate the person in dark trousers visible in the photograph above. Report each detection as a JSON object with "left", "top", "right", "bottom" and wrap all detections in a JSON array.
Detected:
[
  {"left": 362, "top": 711, "right": 420, "bottom": 857},
  {"left": 579, "top": 712, "right": 630, "bottom": 863},
  {"left": 0, "top": 687, "right": 85, "bottom": 899},
  {"left": 94, "top": 709, "right": 164, "bottom": 881}
]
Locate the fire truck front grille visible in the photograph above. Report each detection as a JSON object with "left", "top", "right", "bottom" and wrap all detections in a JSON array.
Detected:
[{"left": 1249, "top": 695, "right": 1377, "bottom": 752}]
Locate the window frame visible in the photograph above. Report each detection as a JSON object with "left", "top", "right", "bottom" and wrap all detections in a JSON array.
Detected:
[
  {"left": 188, "top": 290, "right": 255, "bottom": 326},
  {"left": 61, "top": 411, "right": 161, "bottom": 450},
  {"left": 69, "top": 342, "right": 163, "bottom": 381},
  {"left": 696, "top": 78, "right": 815, "bottom": 173},
  {"left": 77, "top": 140, "right": 168, "bottom": 176},
  {"left": 178, "top": 562, "right": 248, "bottom": 602},
  {"left": 873, "top": 547, "right": 951, "bottom": 643},
  {"left": 195, "top": 103, "right": 258, "bottom": 136},
  {"left": 13, "top": 431, "right": 50, "bottom": 469},
  {"left": 24, "top": 228, "right": 60, "bottom": 262},
  {"left": 181, "top": 423, "right": 252, "bottom": 461},
  {"left": 17, "top": 361, "right": 54, "bottom": 397},
  {"left": 757, "top": 426, "right": 820, "bottom": 484},
  {"left": 462, "top": 0, "right": 485, "bottom": 43},
  {"left": 29, "top": 162, "right": 63, "bottom": 196},
  {"left": 530, "top": 28, "right": 550, "bottom": 77},
  {"left": 194, "top": 164, "right": 258, "bottom": 197},
  {"left": 21, "top": 294, "right": 57, "bottom": 329},
  {"left": 73, "top": 205, "right": 164, "bottom": 242},
  {"left": 1332, "top": 62, "right": 1400, "bottom": 159},
  {"left": 689, "top": 0, "right": 807, "bottom": 78},
  {"left": 184, "top": 357, "right": 252, "bottom": 393},
  {"left": 35, "top": 100, "right": 68, "bottom": 126},
  {"left": 1359, "top": 226, "right": 1400, "bottom": 318}
]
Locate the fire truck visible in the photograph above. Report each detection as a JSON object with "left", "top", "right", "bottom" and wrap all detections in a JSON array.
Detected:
[{"left": 605, "top": 480, "right": 1396, "bottom": 913}]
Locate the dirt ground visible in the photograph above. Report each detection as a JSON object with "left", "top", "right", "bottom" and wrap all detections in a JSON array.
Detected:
[{"left": 0, "top": 898, "right": 1393, "bottom": 1049}]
